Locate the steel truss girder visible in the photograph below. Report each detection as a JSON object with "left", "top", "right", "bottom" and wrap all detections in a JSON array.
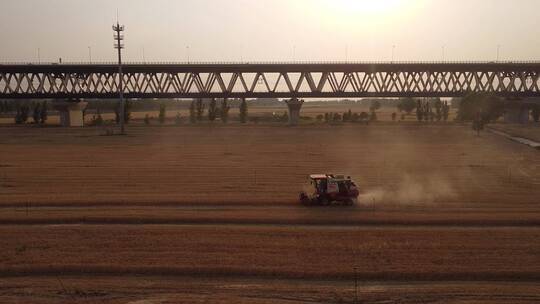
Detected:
[{"left": 0, "top": 64, "right": 539, "bottom": 99}]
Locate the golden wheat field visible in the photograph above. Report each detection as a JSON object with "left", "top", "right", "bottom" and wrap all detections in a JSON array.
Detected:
[{"left": 1, "top": 122, "right": 540, "bottom": 303}]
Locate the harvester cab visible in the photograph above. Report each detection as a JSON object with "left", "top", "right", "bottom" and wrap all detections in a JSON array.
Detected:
[{"left": 300, "top": 174, "right": 359, "bottom": 206}]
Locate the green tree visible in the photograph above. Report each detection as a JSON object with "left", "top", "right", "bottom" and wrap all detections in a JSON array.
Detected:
[
  {"left": 40, "top": 101, "right": 48, "bottom": 124},
  {"left": 208, "top": 99, "right": 217, "bottom": 122},
  {"left": 125, "top": 100, "right": 132, "bottom": 123},
  {"left": 532, "top": 105, "right": 540, "bottom": 123},
  {"left": 398, "top": 97, "right": 417, "bottom": 114},
  {"left": 416, "top": 100, "right": 424, "bottom": 122},
  {"left": 426, "top": 102, "right": 434, "bottom": 122},
  {"left": 189, "top": 100, "right": 197, "bottom": 123},
  {"left": 32, "top": 103, "right": 41, "bottom": 124},
  {"left": 15, "top": 104, "right": 29, "bottom": 124},
  {"left": 369, "top": 100, "right": 381, "bottom": 112},
  {"left": 15, "top": 107, "right": 22, "bottom": 124},
  {"left": 196, "top": 99, "right": 205, "bottom": 122},
  {"left": 442, "top": 101, "right": 450, "bottom": 122},
  {"left": 472, "top": 112, "right": 485, "bottom": 135},
  {"left": 369, "top": 111, "right": 378, "bottom": 121},
  {"left": 434, "top": 98, "right": 443, "bottom": 121},
  {"left": 221, "top": 99, "right": 231, "bottom": 123},
  {"left": 457, "top": 93, "right": 504, "bottom": 122},
  {"left": 359, "top": 112, "right": 369, "bottom": 125},
  {"left": 114, "top": 106, "right": 120, "bottom": 123},
  {"left": 239, "top": 99, "right": 248, "bottom": 123},
  {"left": 344, "top": 109, "right": 352, "bottom": 122},
  {"left": 159, "top": 103, "right": 166, "bottom": 124}
]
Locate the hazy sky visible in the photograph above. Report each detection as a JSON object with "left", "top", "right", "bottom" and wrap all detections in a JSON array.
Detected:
[{"left": 0, "top": 0, "right": 538, "bottom": 63}]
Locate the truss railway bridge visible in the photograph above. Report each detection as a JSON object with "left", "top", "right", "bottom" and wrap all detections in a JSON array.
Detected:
[{"left": 1, "top": 61, "right": 539, "bottom": 126}]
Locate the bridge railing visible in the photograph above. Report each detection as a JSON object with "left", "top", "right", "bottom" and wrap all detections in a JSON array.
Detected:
[{"left": 1, "top": 60, "right": 540, "bottom": 65}]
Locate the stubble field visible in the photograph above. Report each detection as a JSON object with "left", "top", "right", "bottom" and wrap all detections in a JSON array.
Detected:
[{"left": 1, "top": 122, "right": 540, "bottom": 303}]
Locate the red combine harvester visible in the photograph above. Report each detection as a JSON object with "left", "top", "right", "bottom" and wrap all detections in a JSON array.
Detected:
[{"left": 300, "top": 174, "right": 360, "bottom": 206}]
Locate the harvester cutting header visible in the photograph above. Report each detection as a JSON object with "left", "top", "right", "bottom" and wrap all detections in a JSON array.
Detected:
[{"left": 300, "top": 174, "right": 360, "bottom": 206}]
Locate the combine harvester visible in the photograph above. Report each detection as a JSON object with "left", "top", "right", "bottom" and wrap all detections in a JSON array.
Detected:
[{"left": 300, "top": 174, "right": 360, "bottom": 206}]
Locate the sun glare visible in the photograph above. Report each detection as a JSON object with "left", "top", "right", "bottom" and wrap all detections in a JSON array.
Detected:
[
  {"left": 311, "top": 0, "right": 407, "bottom": 18},
  {"left": 338, "top": 0, "right": 403, "bottom": 14}
]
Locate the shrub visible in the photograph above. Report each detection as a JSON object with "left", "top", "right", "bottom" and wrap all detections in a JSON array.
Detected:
[
  {"left": 316, "top": 114, "right": 324, "bottom": 122},
  {"left": 175, "top": 113, "right": 182, "bottom": 125},
  {"left": 89, "top": 114, "right": 104, "bottom": 126},
  {"left": 391, "top": 112, "right": 397, "bottom": 121},
  {"left": 282, "top": 111, "right": 289, "bottom": 122}
]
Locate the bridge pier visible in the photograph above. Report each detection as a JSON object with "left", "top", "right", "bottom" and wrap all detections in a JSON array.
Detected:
[
  {"left": 53, "top": 101, "right": 88, "bottom": 127},
  {"left": 285, "top": 98, "right": 304, "bottom": 126},
  {"left": 504, "top": 104, "right": 529, "bottom": 124}
]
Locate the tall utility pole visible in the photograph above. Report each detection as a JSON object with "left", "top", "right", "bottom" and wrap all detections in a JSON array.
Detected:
[{"left": 113, "top": 21, "right": 126, "bottom": 134}]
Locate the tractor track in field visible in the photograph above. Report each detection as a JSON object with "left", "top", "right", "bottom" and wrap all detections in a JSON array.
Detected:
[
  {"left": 1, "top": 219, "right": 540, "bottom": 229},
  {"left": 1, "top": 266, "right": 540, "bottom": 283},
  {"left": 2, "top": 205, "right": 540, "bottom": 227}
]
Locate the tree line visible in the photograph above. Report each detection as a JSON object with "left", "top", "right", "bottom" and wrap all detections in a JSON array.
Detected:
[{"left": 0, "top": 101, "right": 48, "bottom": 125}]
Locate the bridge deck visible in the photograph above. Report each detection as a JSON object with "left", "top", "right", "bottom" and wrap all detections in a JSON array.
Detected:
[{"left": 1, "top": 62, "right": 539, "bottom": 99}]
